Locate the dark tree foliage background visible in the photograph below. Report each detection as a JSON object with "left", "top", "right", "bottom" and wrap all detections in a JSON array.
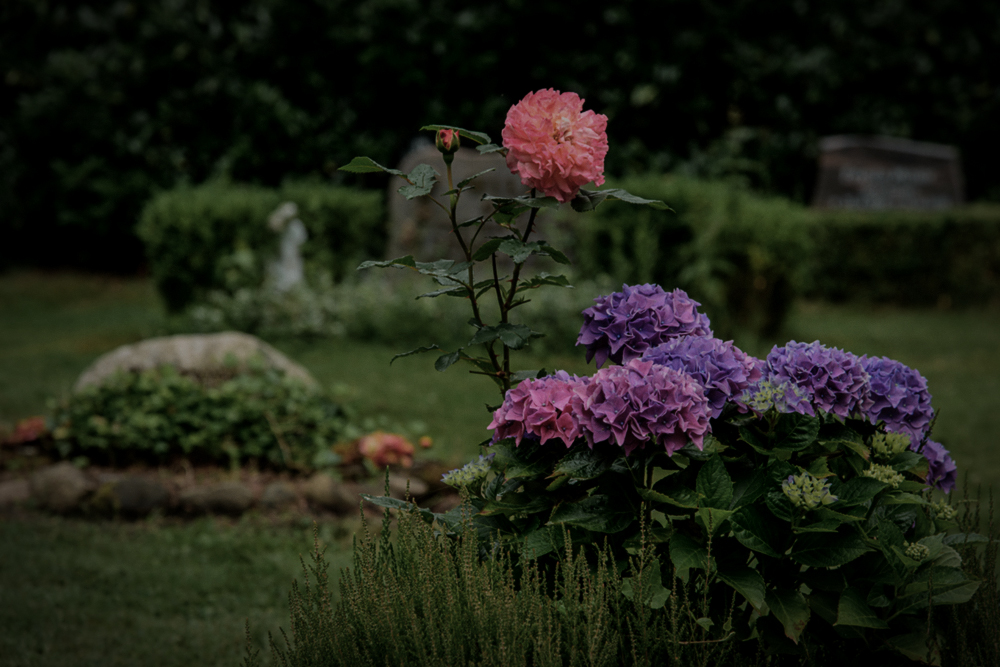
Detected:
[{"left": 2, "top": 0, "right": 998, "bottom": 272}]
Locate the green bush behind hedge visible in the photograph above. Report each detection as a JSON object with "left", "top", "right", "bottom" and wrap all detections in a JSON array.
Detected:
[
  {"left": 805, "top": 205, "right": 1000, "bottom": 307},
  {"left": 565, "top": 175, "right": 814, "bottom": 339},
  {"left": 137, "top": 181, "right": 383, "bottom": 312}
]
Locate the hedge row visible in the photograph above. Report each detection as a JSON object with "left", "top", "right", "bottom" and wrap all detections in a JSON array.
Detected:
[
  {"left": 805, "top": 206, "right": 1000, "bottom": 307},
  {"left": 137, "top": 181, "right": 383, "bottom": 312},
  {"left": 139, "top": 178, "right": 1000, "bottom": 339}
]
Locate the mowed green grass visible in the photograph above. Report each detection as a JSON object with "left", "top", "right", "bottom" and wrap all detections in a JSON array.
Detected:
[
  {"left": 1, "top": 270, "right": 998, "bottom": 667},
  {"left": 0, "top": 516, "right": 355, "bottom": 667}
]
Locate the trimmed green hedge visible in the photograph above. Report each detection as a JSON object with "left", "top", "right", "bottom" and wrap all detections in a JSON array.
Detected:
[
  {"left": 805, "top": 205, "right": 1000, "bottom": 307},
  {"left": 137, "top": 181, "right": 384, "bottom": 312},
  {"left": 565, "top": 175, "right": 814, "bottom": 339}
]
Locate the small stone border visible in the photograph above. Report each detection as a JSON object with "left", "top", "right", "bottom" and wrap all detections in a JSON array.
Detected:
[{"left": 0, "top": 459, "right": 460, "bottom": 520}]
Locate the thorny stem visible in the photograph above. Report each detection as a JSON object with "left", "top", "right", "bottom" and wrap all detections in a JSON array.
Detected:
[{"left": 496, "top": 189, "right": 540, "bottom": 388}]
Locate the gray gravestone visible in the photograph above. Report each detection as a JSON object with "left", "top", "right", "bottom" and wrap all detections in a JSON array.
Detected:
[
  {"left": 812, "top": 135, "right": 964, "bottom": 210},
  {"left": 387, "top": 144, "right": 531, "bottom": 264}
]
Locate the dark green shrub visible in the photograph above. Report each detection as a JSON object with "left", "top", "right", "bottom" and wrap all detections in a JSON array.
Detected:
[
  {"left": 137, "top": 181, "right": 384, "bottom": 312},
  {"left": 566, "top": 175, "right": 813, "bottom": 339},
  {"left": 51, "top": 365, "right": 346, "bottom": 469},
  {"left": 805, "top": 206, "right": 1000, "bottom": 307}
]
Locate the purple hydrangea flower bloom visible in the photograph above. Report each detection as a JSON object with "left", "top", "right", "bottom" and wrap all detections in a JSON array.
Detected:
[
  {"left": 921, "top": 440, "right": 957, "bottom": 494},
  {"left": 765, "top": 341, "right": 874, "bottom": 419},
  {"left": 860, "top": 355, "right": 935, "bottom": 448},
  {"left": 576, "top": 284, "right": 712, "bottom": 368},
  {"left": 488, "top": 371, "right": 586, "bottom": 447},
  {"left": 572, "top": 358, "right": 711, "bottom": 456},
  {"left": 642, "top": 336, "right": 762, "bottom": 418}
]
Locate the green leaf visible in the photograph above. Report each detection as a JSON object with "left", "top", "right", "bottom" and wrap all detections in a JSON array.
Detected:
[
  {"left": 338, "top": 156, "right": 406, "bottom": 176},
  {"left": 548, "top": 494, "right": 632, "bottom": 533},
  {"left": 521, "top": 525, "right": 564, "bottom": 560},
  {"left": 434, "top": 351, "right": 461, "bottom": 371},
  {"left": 510, "top": 369, "right": 545, "bottom": 384},
  {"left": 416, "top": 286, "right": 467, "bottom": 299},
  {"left": 622, "top": 558, "right": 670, "bottom": 609},
  {"left": 420, "top": 125, "right": 491, "bottom": 145},
  {"left": 498, "top": 238, "right": 540, "bottom": 264},
  {"left": 471, "top": 237, "right": 506, "bottom": 261},
  {"left": 887, "top": 450, "right": 924, "bottom": 471},
  {"left": 458, "top": 216, "right": 484, "bottom": 229},
  {"left": 521, "top": 273, "right": 573, "bottom": 290},
  {"left": 641, "top": 486, "right": 701, "bottom": 509},
  {"left": 467, "top": 323, "right": 540, "bottom": 350},
  {"left": 669, "top": 532, "right": 710, "bottom": 582},
  {"left": 696, "top": 455, "right": 733, "bottom": 509},
  {"left": 943, "top": 532, "right": 989, "bottom": 546},
  {"left": 476, "top": 143, "right": 506, "bottom": 155},
  {"left": 483, "top": 194, "right": 560, "bottom": 210},
  {"left": 480, "top": 494, "right": 551, "bottom": 516},
  {"left": 456, "top": 168, "right": 496, "bottom": 189},
  {"left": 537, "top": 243, "right": 571, "bottom": 265},
  {"left": 770, "top": 413, "right": 820, "bottom": 451},
  {"left": 791, "top": 531, "right": 871, "bottom": 567},
  {"left": 731, "top": 467, "right": 770, "bottom": 508},
  {"left": 389, "top": 344, "right": 441, "bottom": 365},
  {"left": 553, "top": 447, "right": 615, "bottom": 481},
  {"left": 836, "top": 587, "right": 889, "bottom": 628},
  {"left": 397, "top": 163, "right": 438, "bottom": 199},
  {"left": 885, "top": 633, "right": 941, "bottom": 665},
  {"left": 360, "top": 494, "right": 436, "bottom": 523},
  {"left": 415, "top": 259, "right": 473, "bottom": 277},
  {"left": 766, "top": 589, "right": 811, "bottom": 644},
  {"left": 717, "top": 566, "right": 766, "bottom": 611},
  {"left": 730, "top": 505, "right": 788, "bottom": 558},
  {"left": 833, "top": 477, "right": 888, "bottom": 506},
  {"left": 697, "top": 507, "right": 734, "bottom": 535},
  {"left": 766, "top": 491, "right": 797, "bottom": 523},
  {"left": 570, "top": 188, "right": 670, "bottom": 212},
  {"left": 358, "top": 255, "right": 417, "bottom": 271}
]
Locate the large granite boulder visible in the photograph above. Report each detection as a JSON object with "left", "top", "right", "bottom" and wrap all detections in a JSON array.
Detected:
[
  {"left": 73, "top": 331, "right": 317, "bottom": 391},
  {"left": 30, "top": 462, "right": 93, "bottom": 513}
]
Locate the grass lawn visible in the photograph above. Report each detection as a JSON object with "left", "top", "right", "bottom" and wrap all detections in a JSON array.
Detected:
[
  {"left": 1, "top": 269, "right": 999, "bottom": 666},
  {"left": 0, "top": 516, "right": 355, "bottom": 667}
]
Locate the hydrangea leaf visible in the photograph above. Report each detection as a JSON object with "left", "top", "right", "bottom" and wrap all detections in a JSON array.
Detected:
[
  {"left": 553, "top": 446, "right": 614, "bottom": 481},
  {"left": 731, "top": 467, "right": 770, "bottom": 509},
  {"left": 521, "top": 525, "right": 565, "bottom": 560},
  {"left": 790, "top": 531, "right": 871, "bottom": 567},
  {"left": 717, "top": 565, "right": 766, "bottom": 611},
  {"left": 766, "top": 589, "right": 811, "bottom": 644},
  {"left": 697, "top": 507, "right": 734, "bottom": 535},
  {"left": 730, "top": 505, "right": 788, "bottom": 558},
  {"left": 769, "top": 412, "right": 820, "bottom": 451},
  {"left": 669, "top": 532, "right": 710, "bottom": 583},
  {"left": 696, "top": 455, "right": 733, "bottom": 509},
  {"left": 832, "top": 477, "right": 888, "bottom": 506},
  {"left": 548, "top": 494, "right": 632, "bottom": 533}
]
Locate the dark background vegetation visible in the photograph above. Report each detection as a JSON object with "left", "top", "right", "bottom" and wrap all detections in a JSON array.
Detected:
[{"left": 2, "top": 0, "right": 999, "bottom": 272}]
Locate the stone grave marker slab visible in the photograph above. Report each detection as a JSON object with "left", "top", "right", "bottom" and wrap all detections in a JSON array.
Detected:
[{"left": 812, "top": 135, "right": 964, "bottom": 210}]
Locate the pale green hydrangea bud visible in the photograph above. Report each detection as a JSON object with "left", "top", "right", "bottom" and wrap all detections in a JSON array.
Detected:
[
  {"left": 871, "top": 432, "right": 911, "bottom": 460},
  {"left": 904, "top": 541, "right": 931, "bottom": 561},
  {"left": 441, "top": 453, "right": 494, "bottom": 489},
  {"left": 864, "top": 463, "right": 905, "bottom": 488},
  {"left": 931, "top": 500, "right": 956, "bottom": 520},
  {"left": 781, "top": 472, "right": 838, "bottom": 511}
]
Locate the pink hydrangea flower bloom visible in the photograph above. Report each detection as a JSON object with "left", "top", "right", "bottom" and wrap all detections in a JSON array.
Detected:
[{"left": 501, "top": 89, "right": 609, "bottom": 203}]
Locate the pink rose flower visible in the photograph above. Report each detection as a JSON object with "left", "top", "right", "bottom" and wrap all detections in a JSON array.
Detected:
[
  {"left": 357, "top": 431, "right": 415, "bottom": 469},
  {"left": 501, "top": 89, "right": 609, "bottom": 203}
]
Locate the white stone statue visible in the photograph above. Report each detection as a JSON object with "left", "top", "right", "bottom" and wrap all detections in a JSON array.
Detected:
[{"left": 266, "top": 201, "right": 307, "bottom": 292}]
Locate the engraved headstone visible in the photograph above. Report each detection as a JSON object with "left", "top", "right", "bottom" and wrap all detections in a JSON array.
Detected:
[
  {"left": 267, "top": 201, "right": 308, "bottom": 292},
  {"left": 812, "top": 135, "right": 964, "bottom": 210},
  {"left": 387, "top": 143, "right": 532, "bottom": 264}
]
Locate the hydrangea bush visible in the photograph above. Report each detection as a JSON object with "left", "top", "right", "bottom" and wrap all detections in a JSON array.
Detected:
[{"left": 345, "top": 90, "right": 977, "bottom": 662}]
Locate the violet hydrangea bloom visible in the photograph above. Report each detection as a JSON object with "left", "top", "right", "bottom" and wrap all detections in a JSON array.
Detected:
[
  {"left": 572, "top": 358, "right": 711, "bottom": 456},
  {"left": 488, "top": 371, "right": 586, "bottom": 447},
  {"left": 860, "top": 355, "right": 935, "bottom": 448},
  {"left": 577, "top": 284, "right": 713, "bottom": 368},
  {"left": 642, "top": 336, "right": 762, "bottom": 418},
  {"left": 921, "top": 440, "right": 957, "bottom": 494},
  {"left": 765, "top": 341, "right": 873, "bottom": 419}
]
